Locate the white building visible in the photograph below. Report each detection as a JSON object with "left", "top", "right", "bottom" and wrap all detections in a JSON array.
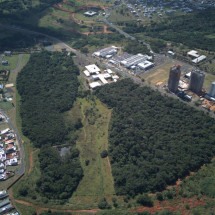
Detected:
[
  {"left": 138, "top": 61, "right": 154, "bottom": 70},
  {"left": 89, "top": 82, "right": 101, "bottom": 89},
  {"left": 84, "top": 11, "right": 97, "bottom": 17},
  {"left": 187, "top": 50, "right": 199, "bottom": 58},
  {"left": 85, "top": 64, "right": 101, "bottom": 74},
  {"left": 192, "top": 55, "right": 207, "bottom": 64}
]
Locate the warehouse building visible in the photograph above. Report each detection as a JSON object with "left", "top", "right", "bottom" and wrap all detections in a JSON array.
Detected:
[
  {"left": 120, "top": 54, "right": 151, "bottom": 68},
  {"left": 93, "top": 46, "right": 118, "bottom": 58}
]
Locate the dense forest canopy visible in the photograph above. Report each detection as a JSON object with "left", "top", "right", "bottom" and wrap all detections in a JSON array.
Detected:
[
  {"left": 17, "top": 51, "right": 79, "bottom": 147},
  {"left": 37, "top": 146, "right": 83, "bottom": 199},
  {"left": 95, "top": 79, "right": 215, "bottom": 196},
  {"left": 17, "top": 51, "right": 82, "bottom": 199}
]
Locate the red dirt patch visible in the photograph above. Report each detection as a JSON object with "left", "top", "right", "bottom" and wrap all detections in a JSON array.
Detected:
[{"left": 131, "top": 197, "right": 206, "bottom": 215}]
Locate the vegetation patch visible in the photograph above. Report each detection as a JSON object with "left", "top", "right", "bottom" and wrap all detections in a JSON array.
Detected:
[
  {"left": 70, "top": 97, "right": 115, "bottom": 208},
  {"left": 95, "top": 79, "right": 215, "bottom": 196}
]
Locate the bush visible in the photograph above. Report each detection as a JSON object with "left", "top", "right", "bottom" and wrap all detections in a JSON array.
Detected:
[
  {"left": 98, "top": 198, "right": 111, "bottom": 209},
  {"left": 156, "top": 192, "right": 164, "bottom": 201},
  {"left": 18, "top": 186, "right": 28, "bottom": 197},
  {"left": 100, "top": 150, "right": 108, "bottom": 158},
  {"left": 136, "top": 194, "right": 153, "bottom": 207}
]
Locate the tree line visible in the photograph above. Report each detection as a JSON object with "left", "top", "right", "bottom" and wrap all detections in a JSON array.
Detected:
[{"left": 95, "top": 79, "right": 215, "bottom": 196}]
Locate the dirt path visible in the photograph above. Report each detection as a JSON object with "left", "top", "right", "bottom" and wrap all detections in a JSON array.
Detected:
[
  {"left": 28, "top": 150, "right": 33, "bottom": 174},
  {"left": 15, "top": 199, "right": 99, "bottom": 214}
]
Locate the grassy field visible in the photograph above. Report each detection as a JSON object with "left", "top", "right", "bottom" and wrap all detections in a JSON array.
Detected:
[
  {"left": 14, "top": 202, "right": 36, "bottom": 215},
  {"left": 109, "top": 6, "right": 136, "bottom": 23},
  {"left": 69, "top": 97, "right": 115, "bottom": 208},
  {"left": 141, "top": 59, "right": 177, "bottom": 85},
  {"left": 0, "top": 55, "right": 20, "bottom": 71}
]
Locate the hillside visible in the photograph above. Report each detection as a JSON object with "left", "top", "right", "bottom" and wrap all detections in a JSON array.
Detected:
[{"left": 95, "top": 79, "right": 215, "bottom": 196}]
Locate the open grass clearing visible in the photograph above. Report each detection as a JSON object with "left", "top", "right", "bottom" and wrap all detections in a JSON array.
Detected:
[
  {"left": 141, "top": 58, "right": 195, "bottom": 86},
  {"left": 13, "top": 202, "right": 36, "bottom": 215},
  {"left": 109, "top": 7, "right": 136, "bottom": 23},
  {"left": 141, "top": 59, "right": 177, "bottom": 85},
  {"left": 0, "top": 55, "right": 20, "bottom": 71},
  {"left": 69, "top": 97, "right": 115, "bottom": 209}
]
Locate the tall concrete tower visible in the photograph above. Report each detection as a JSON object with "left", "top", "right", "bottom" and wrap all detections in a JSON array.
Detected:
[
  {"left": 209, "top": 82, "right": 215, "bottom": 98},
  {"left": 189, "top": 70, "right": 205, "bottom": 94},
  {"left": 168, "top": 65, "right": 181, "bottom": 93}
]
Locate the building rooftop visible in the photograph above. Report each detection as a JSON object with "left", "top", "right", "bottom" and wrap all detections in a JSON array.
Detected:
[
  {"left": 192, "top": 55, "right": 207, "bottom": 64},
  {"left": 89, "top": 82, "right": 101, "bottom": 89},
  {"left": 84, "top": 11, "right": 97, "bottom": 16},
  {"left": 187, "top": 50, "right": 199, "bottom": 58},
  {"left": 85, "top": 64, "right": 101, "bottom": 74}
]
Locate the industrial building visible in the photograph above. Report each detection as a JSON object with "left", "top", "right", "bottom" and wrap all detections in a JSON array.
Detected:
[
  {"left": 189, "top": 70, "right": 205, "bottom": 94},
  {"left": 209, "top": 82, "right": 215, "bottom": 98},
  {"left": 168, "top": 65, "right": 181, "bottom": 93},
  {"left": 93, "top": 46, "right": 118, "bottom": 58},
  {"left": 120, "top": 54, "right": 150, "bottom": 68}
]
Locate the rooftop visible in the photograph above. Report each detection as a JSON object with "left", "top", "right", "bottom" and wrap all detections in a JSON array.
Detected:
[{"left": 85, "top": 64, "right": 101, "bottom": 74}]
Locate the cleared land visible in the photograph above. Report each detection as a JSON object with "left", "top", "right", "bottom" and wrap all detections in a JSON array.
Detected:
[
  {"left": 70, "top": 97, "right": 115, "bottom": 208},
  {"left": 141, "top": 58, "right": 179, "bottom": 85}
]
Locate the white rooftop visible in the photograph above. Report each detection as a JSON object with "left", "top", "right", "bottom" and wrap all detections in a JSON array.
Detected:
[
  {"left": 138, "top": 61, "right": 154, "bottom": 69},
  {"left": 84, "top": 11, "right": 97, "bottom": 16},
  {"left": 89, "top": 82, "right": 101, "bottom": 89},
  {"left": 192, "top": 55, "right": 207, "bottom": 64},
  {"left": 107, "top": 69, "right": 113, "bottom": 74},
  {"left": 85, "top": 64, "right": 101, "bottom": 74},
  {"left": 187, "top": 50, "right": 199, "bottom": 58},
  {"left": 83, "top": 70, "right": 90, "bottom": 77},
  {"left": 112, "top": 75, "right": 119, "bottom": 79}
]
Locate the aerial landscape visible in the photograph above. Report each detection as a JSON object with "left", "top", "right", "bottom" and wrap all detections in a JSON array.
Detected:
[{"left": 0, "top": 0, "right": 215, "bottom": 214}]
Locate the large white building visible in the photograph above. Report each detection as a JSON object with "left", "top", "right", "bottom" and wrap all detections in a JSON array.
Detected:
[{"left": 85, "top": 64, "right": 100, "bottom": 74}]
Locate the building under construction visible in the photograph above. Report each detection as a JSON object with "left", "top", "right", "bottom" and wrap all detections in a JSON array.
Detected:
[
  {"left": 189, "top": 70, "right": 205, "bottom": 94},
  {"left": 168, "top": 65, "right": 181, "bottom": 93}
]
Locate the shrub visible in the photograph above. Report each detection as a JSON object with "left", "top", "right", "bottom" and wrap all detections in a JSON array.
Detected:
[
  {"left": 100, "top": 150, "right": 108, "bottom": 158},
  {"left": 136, "top": 194, "right": 153, "bottom": 207},
  {"left": 98, "top": 198, "right": 111, "bottom": 209}
]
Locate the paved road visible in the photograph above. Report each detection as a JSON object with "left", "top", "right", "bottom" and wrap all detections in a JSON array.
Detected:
[{"left": 102, "top": 1, "right": 154, "bottom": 53}]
